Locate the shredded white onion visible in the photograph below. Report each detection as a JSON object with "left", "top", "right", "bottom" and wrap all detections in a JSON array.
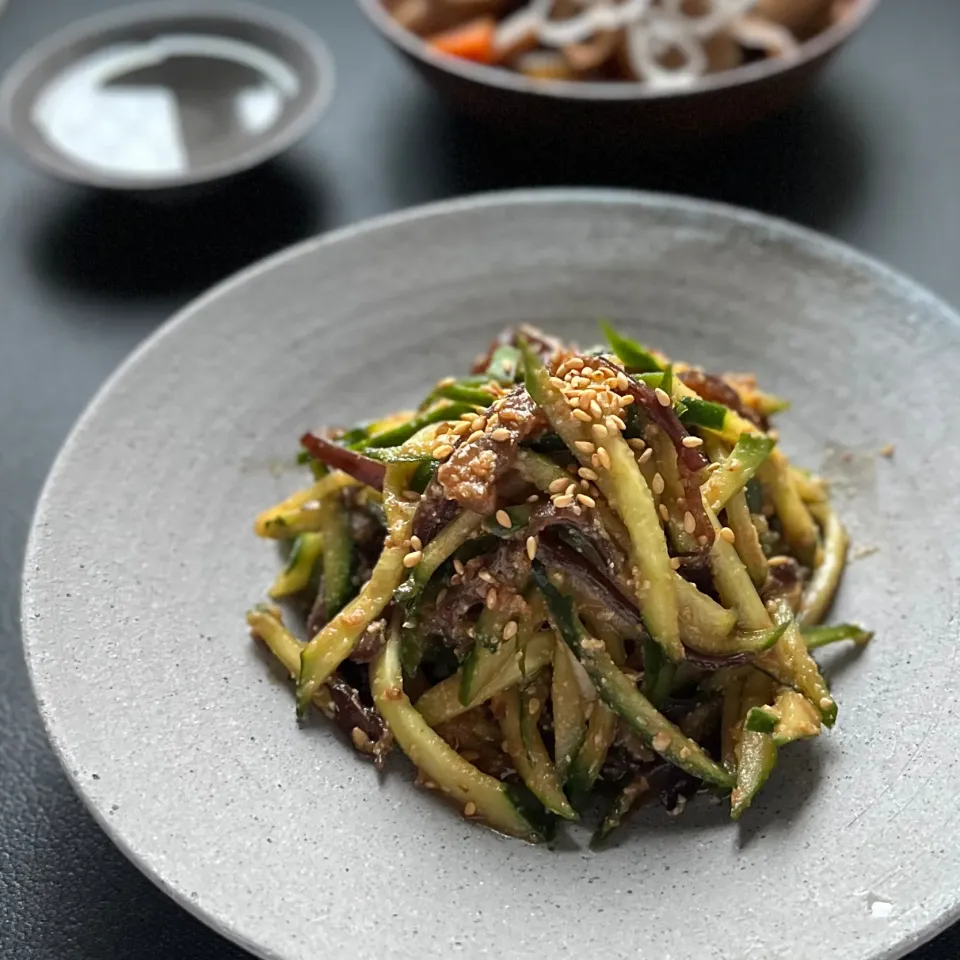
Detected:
[
  {"left": 626, "top": 14, "right": 708, "bottom": 90},
  {"left": 492, "top": 0, "right": 766, "bottom": 89},
  {"left": 660, "top": 0, "right": 759, "bottom": 38},
  {"left": 730, "top": 13, "right": 800, "bottom": 58},
  {"left": 537, "top": 0, "right": 653, "bottom": 48}
]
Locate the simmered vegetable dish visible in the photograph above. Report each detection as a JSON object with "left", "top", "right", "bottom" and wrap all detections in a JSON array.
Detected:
[
  {"left": 384, "top": 0, "right": 857, "bottom": 89},
  {"left": 248, "top": 323, "right": 870, "bottom": 843}
]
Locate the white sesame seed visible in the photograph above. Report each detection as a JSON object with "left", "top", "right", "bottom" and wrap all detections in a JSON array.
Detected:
[
  {"left": 577, "top": 493, "right": 596, "bottom": 508},
  {"left": 652, "top": 472, "right": 665, "bottom": 495},
  {"left": 581, "top": 366, "right": 594, "bottom": 378},
  {"left": 565, "top": 483, "right": 577, "bottom": 496},
  {"left": 548, "top": 477, "right": 568, "bottom": 493},
  {"left": 470, "top": 417, "right": 486, "bottom": 431},
  {"left": 409, "top": 535, "right": 422, "bottom": 551},
  {"left": 659, "top": 504, "right": 670, "bottom": 522},
  {"left": 597, "top": 447, "right": 612, "bottom": 470},
  {"left": 720, "top": 526, "right": 736, "bottom": 544},
  {"left": 652, "top": 732, "right": 671, "bottom": 752},
  {"left": 549, "top": 376, "right": 566, "bottom": 389},
  {"left": 465, "top": 430, "right": 484, "bottom": 444},
  {"left": 527, "top": 494, "right": 539, "bottom": 503},
  {"left": 617, "top": 372, "right": 630, "bottom": 390},
  {"left": 589, "top": 399, "right": 604, "bottom": 419},
  {"left": 655, "top": 387, "right": 671, "bottom": 407},
  {"left": 485, "top": 587, "right": 498, "bottom": 609},
  {"left": 452, "top": 422, "right": 471, "bottom": 435},
  {"left": 638, "top": 447, "right": 654, "bottom": 465},
  {"left": 491, "top": 427, "right": 511, "bottom": 442},
  {"left": 553, "top": 494, "right": 575, "bottom": 509},
  {"left": 670, "top": 557, "right": 682, "bottom": 570},
  {"left": 453, "top": 558, "right": 465, "bottom": 576},
  {"left": 574, "top": 440, "right": 595, "bottom": 454},
  {"left": 572, "top": 408, "right": 592, "bottom": 422},
  {"left": 496, "top": 509, "right": 512, "bottom": 528},
  {"left": 592, "top": 422, "right": 609, "bottom": 439},
  {"left": 620, "top": 393, "right": 635, "bottom": 407},
  {"left": 432, "top": 443, "right": 454, "bottom": 460},
  {"left": 683, "top": 511, "right": 696, "bottom": 534},
  {"left": 628, "top": 437, "right": 646, "bottom": 452},
  {"left": 578, "top": 467, "right": 599, "bottom": 481},
  {"left": 567, "top": 357, "right": 585, "bottom": 371},
  {"left": 682, "top": 435, "right": 704, "bottom": 448},
  {"left": 528, "top": 697, "right": 541, "bottom": 715},
  {"left": 608, "top": 414, "right": 627, "bottom": 432},
  {"left": 478, "top": 570, "right": 495, "bottom": 584},
  {"left": 526, "top": 535, "right": 538, "bottom": 561},
  {"left": 403, "top": 550, "right": 423, "bottom": 568},
  {"left": 464, "top": 801, "right": 477, "bottom": 817},
  {"left": 503, "top": 620, "right": 519, "bottom": 640},
  {"left": 460, "top": 412, "right": 476, "bottom": 422}
]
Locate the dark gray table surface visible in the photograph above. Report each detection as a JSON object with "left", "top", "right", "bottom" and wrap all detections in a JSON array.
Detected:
[{"left": 1, "top": 1, "right": 958, "bottom": 958}]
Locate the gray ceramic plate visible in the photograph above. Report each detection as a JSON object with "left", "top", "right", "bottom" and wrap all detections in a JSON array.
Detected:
[{"left": 22, "top": 190, "right": 960, "bottom": 960}]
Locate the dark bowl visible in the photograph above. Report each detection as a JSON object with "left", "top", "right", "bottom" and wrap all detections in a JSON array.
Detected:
[{"left": 355, "top": 0, "right": 878, "bottom": 142}]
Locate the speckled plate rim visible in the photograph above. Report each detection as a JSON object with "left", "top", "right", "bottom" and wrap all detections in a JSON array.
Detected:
[
  {"left": 355, "top": 0, "right": 880, "bottom": 101},
  {"left": 0, "top": 0, "right": 336, "bottom": 190},
  {"left": 21, "top": 188, "right": 960, "bottom": 960}
]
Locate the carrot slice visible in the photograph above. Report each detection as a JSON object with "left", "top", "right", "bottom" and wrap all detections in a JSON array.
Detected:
[{"left": 427, "top": 17, "right": 498, "bottom": 64}]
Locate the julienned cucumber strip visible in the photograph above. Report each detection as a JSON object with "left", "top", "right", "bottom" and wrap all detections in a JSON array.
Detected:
[
  {"left": 679, "top": 397, "right": 728, "bottom": 430},
  {"left": 372, "top": 630, "right": 552, "bottom": 842},
  {"left": 600, "top": 320, "right": 662, "bottom": 373},
  {"left": 801, "top": 623, "right": 873, "bottom": 649},
  {"left": 486, "top": 344, "right": 522, "bottom": 383},
  {"left": 701, "top": 433, "right": 777, "bottom": 513},
  {"left": 521, "top": 339, "right": 681, "bottom": 660},
  {"left": 355, "top": 402, "right": 476, "bottom": 450},
  {"left": 533, "top": 565, "right": 734, "bottom": 791},
  {"left": 493, "top": 685, "right": 578, "bottom": 821}
]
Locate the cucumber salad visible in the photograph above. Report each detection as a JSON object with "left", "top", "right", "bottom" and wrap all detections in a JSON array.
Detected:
[{"left": 248, "top": 323, "right": 870, "bottom": 843}]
